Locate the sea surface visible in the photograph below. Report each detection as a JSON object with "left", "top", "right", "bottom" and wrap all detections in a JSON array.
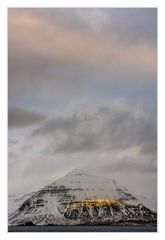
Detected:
[{"left": 8, "top": 225, "right": 157, "bottom": 232}]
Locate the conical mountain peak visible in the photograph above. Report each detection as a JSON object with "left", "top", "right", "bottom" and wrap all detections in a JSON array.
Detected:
[{"left": 9, "top": 171, "right": 157, "bottom": 226}]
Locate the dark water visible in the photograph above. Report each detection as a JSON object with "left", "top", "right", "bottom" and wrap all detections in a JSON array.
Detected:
[{"left": 8, "top": 225, "right": 157, "bottom": 232}]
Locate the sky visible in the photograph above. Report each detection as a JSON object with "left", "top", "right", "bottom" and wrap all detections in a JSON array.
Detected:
[{"left": 8, "top": 8, "right": 157, "bottom": 210}]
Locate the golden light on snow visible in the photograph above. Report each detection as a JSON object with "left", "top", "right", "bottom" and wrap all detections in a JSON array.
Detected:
[{"left": 67, "top": 198, "right": 136, "bottom": 209}]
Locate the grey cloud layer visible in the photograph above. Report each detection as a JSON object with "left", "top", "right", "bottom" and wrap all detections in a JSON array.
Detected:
[
  {"left": 32, "top": 102, "right": 156, "bottom": 156},
  {"left": 8, "top": 8, "right": 156, "bottom": 107},
  {"left": 8, "top": 107, "right": 45, "bottom": 127},
  {"left": 39, "top": 8, "right": 157, "bottom": 46}
]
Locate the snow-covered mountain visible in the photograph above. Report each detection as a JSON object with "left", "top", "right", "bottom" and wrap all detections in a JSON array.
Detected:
[
  {"left": 8, "top": 193, "right": 33, "bottom": 217},
  {"left": 8, "top": 170, "right": 157, "bottom": 226}
]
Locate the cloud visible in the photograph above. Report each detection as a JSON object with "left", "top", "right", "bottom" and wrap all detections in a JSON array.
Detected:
[
  {"left": 8, "top": 9, "right": 156, "bottom": 79},
  {"left": 32, "top": 101, "right": 156, "bottom": 156},
  {"left": 8, "top": 8, "right": 157, "bottom": 111},
  {"left": 38, "top": 8, "right": 157, "bottom": 46},
  {"left": 8, "top": 8, "right": 156, "bottom": 74},
  {"left": 8, "top": 107, "right": 46, "bottom": 127},
  {"left": 103, "top": 156, "right": 156, "bottom": 173}
]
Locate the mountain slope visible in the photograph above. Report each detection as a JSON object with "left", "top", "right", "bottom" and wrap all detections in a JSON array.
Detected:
[{"left": 8, "top": 170, "right": 157, "bottom": 226}]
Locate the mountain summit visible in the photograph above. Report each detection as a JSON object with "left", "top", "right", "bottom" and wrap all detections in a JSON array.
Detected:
[{"left": 9, "top": 170, "right": 157, "bottom": 226}]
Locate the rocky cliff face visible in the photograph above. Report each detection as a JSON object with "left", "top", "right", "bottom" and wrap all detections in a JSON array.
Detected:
[{"left": 8, "top": 170, "right": 157, "bottom": 226}]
